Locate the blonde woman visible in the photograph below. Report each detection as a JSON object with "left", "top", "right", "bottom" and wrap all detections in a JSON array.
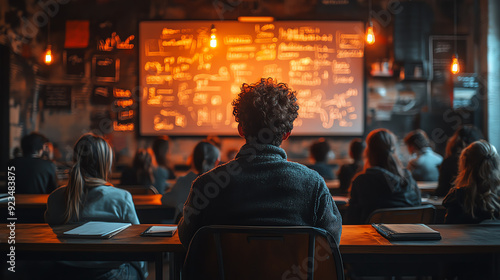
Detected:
[
  {"left": 443, "top": 140, "right": 500, "bottom": 224},
  {"left": 45, "top": 133, "right": 147, "bottom": 280}
]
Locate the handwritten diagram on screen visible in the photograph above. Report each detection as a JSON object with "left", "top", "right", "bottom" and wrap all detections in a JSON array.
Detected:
[{"left": 139, "top": 21, "right": 364, "bottom": 136}]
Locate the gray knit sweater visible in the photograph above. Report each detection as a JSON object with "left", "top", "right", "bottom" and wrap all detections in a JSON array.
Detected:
[{"left": 178, "top": 142, "right": 342, "bottom": 246}]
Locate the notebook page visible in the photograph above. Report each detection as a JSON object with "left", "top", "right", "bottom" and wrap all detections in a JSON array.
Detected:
[
  {"left": 381, "top": 224, "right": 438, "bottom": 234},
  {"left": 64, "top": 221, "right": 131, "bottom": 236}
]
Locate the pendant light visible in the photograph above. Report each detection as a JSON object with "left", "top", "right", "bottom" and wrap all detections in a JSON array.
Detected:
[
  {"left": 210, "top": 24, "right": 217, "bottom": 48},
  {"left": 451, "top": 0, "right": 460, "bottom": 74},
  {"left": 366, "top": 0, "right": 375, "bottom": 45},
  {"left": 44, "top": 20, "right": 53, "bottom": 65}
]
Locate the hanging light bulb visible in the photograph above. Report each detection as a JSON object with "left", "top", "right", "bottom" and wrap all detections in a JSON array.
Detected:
[
  {"left": 44, "top": 19, "right": 53, "bottom": 65},
  {"left": 451, "top": 0, "right": 460, "bottom": 74},
  {"left": 365, "top": 0, "right": 375, "bottom": 45},
  {"left": 451, "top": 54, "right": 460, "bottom": 74},
  {"left": 366, "top": 24, "right": 375, "bottom": 45},
  {"left": 44, "top": 45, "right": 53, "bottom": 65},
  {"left": 210, "top": 24, "right": 217, "bottom": 48}
]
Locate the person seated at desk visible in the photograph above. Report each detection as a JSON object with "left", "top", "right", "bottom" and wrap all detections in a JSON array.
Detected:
[
  {"left": 162, "top": 140, "right": 220, "bottom": 222},
  {"left": 120, "top": 148, "right": 169, "bottom": 194},
  {"left": 178, "top": 78, "right": 342, "bottom": 247},
  {"left": 45, "top": 133, "right": 147, "bottom": 280},
  {"left": 346, "top": 129, "right": 421, "bottom": 224},
  {"left": 308, "top": 138, "right": 336, "bottom": 180},
  {"left": 337, "top": 138, "right": 365, "bottom": 195},
  {"left": 8, "top": 132, "right": 57, "bottom": 194},
  {"left": 435, "top": 125, "right": 483, "bottom": 197},
  {"left": 152, "top": 136, "right": 176, "bottom": 180},
  {"left": 443, "top": 140, "right": 500, "bottom": 224},
  {"left": 404, "top": 129, "right": 443, "bottom": 181}
]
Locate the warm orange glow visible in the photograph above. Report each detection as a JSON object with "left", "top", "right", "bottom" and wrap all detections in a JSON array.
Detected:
[
  {"left": 113, "top": 121, "right": 134, "bottom": 131},
  {"left": 210, "top": 34, "right": 217, "bottom": 48},
  {"left": 44, "top": 46, "right": 52, "bottom": 65},
  {"left": 210, "top": 25, "right": 217, "bottom": 48},
  {"left": 238, "top": 16, "right": 274, "bottom": 23},
  {"left": 366, "top": 26, "right": 375, "bottom": 45},
  {"left": 451, "top": 56, "right": 460, "bottom": 74}
]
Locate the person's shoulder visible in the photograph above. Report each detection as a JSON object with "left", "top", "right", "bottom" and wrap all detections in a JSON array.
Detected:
[
  {"left": 95, "top": 185, "right": 132, "bottom": 200},
  {"left": 176, "top": 171, "right": 197, "bottom": 185},
  {"left": 288, "top": 161, "right": 327, "bottom": 181},
  {"left": 47, "top": 186, "right": 66, "bottom": 203},
  {"left": 443, "top": 187, "right": 462, "bottom": 206}
]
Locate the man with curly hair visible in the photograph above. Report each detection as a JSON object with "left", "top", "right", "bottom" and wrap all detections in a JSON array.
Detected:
[{"left": 178, "top": 78, "right": 342, "bottom": 249}]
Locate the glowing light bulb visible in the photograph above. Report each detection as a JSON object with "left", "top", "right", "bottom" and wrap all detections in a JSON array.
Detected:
[
  {"left": 44, "top": 45, "right": 52, "bottom": 65},
  {"left": 451, "top": 56, "right": 460, "bottom": 74},
  {"left": 366, "top": 26, "right": 375, "bottom": 45},
  {"left": 210, "top": 33, "right": 217, "bottom": 48}
]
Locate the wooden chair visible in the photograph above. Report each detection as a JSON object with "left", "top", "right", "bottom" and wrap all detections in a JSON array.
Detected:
[
  {"left": 116, "top": 185, "right": 159, "bottom": 195},
  {"left": 182, "top": 225, "right": 344, "bottom": 280},
  {"left": 366, "top": 204, "right": 437, "bottom": 224}
]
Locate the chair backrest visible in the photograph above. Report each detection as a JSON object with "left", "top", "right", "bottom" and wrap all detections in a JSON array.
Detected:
[
  {"left": 367, "top": 205, "right": 436, "bottom": 224},
  {"left": 117, "top": 185, "right": 159, "bottom": 195},
  {"left": 182, "top": 225, "right": 344, "bottom": 280}
]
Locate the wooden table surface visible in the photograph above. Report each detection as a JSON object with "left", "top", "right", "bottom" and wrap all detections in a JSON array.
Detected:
[
  {"left": 0, "top": 223, "right": 183, "bottom": 252},
  {"left": 2, "top": 223, "right": 499, "bottom": 279},
  {"left": 339, "top": 224, "right": 500, "bottom": 254},
  {"left": 3, "top": 223, "right": 500, "bottom": 255},
  {"left": 0, "top": 194, "right": 165, "bottom": 209}
]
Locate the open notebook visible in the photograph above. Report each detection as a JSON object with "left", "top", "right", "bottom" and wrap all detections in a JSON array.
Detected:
[
  {"left": 372, "top": 223, "right": 442, "bottom": 241},
  {"left": 63, "top": 221, "right": 131, "bottom": 239}
]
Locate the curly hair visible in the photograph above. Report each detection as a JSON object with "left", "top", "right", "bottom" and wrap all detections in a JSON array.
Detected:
[{"left": 232, "top": 78, "right": 299, "bottom": 146}]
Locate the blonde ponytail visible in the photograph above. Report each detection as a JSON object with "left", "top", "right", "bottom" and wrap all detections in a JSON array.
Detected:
[{"left": 63, "top": 134, "right": 113, "bottom": 223}]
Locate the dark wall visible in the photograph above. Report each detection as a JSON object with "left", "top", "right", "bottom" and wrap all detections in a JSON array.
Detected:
[{"left": 1, "top": 45, "right": 9, "bottom": 170}]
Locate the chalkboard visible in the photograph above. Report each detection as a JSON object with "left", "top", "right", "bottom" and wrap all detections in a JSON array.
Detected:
[
  {"left": 139, "top": 21, "right": 365, "bottom": 136},
  {"left": 42, "top": 85, "right": 72, "bottom": 110}
]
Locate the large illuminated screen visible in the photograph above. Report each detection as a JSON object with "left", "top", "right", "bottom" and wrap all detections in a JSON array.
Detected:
[{"left": 139, "top": 21, "right": 364, "bottom": 136}]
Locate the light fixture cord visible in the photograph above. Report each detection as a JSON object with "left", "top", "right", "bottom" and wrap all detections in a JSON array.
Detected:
[
  {"left": 454, "top": 0, "right": 457, "bottom": 57},
  {"left": 368, "top": 0, "right": 372, "bottom": 25},
  {"left": 47, "top": 19, "right": 51, "bottom": 45}
]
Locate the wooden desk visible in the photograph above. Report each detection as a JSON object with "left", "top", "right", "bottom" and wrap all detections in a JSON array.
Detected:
[
  {"left": 0, "top": 194, "right": 165, "bottom": 209},
  {"left": 0, "top": 223, "right": 183, "bottom": 280},
  {"left": 3, "top": 224, "right": 499, "bottom": 278},
  {"left": 0, "top": 194, "right": 174, "bottom": 223},
  {"left": 340, "top": 224, "right": 500, "bottom": 278}
]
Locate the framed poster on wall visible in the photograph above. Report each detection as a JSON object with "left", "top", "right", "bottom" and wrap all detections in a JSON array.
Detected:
[{"left": 429, "top": 35, "right": 467, "bottom": 82}]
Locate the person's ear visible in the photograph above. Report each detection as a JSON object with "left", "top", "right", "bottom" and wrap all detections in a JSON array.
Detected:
[
  {"left": 282, "top": 132, "right": 291, "bottom": 141},
  {"left": 238, "top": 124, "right": 245, "bottom": 138}
]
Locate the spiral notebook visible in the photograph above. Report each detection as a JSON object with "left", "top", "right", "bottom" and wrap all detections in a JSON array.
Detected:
[{"left": 372, "top": 223, "right": 442, "bottom": 241}]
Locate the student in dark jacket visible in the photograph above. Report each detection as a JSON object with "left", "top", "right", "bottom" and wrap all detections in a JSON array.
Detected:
[
  {"left": 152, "top": 136, "right": 176, "bottom": 180},
  {"left": 120, "top": 148, "right": 169, "bottom": 194},
  {"left": 8, "top": 132, "right": 57, "bottom": 194},
  {"left": 178, "top": 78, "right": 342, "bottom": 248},
  {"left": 346, "top": 129, "right": 421, "bottom": 224},
  {"left": 337, "top": 138, "right": 365, "bottom": 195},
  {"left": 443, "top": 140, "right": 500, "bottom": 224},
  {"left": 162, "top": 140, "right": 220, "bottom": 222},
  {"left": 308, "top": 138, "right": 335, "bottom": 180},
  {"left": 435, "top": 125, "right": 483, "bottom": 197}
]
